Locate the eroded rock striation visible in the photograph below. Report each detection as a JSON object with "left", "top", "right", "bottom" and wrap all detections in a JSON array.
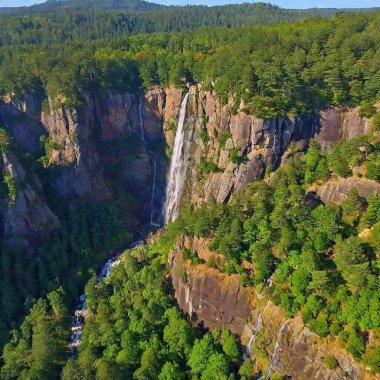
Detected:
[
  {"left": 169, "top": 237, "right": 379, "bottom": 380},
  {"left": 177, "top": 87, "right": 374, "bottom": 206}
]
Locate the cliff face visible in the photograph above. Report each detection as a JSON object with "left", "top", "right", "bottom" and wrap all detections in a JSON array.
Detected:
[
  {"left": 162, "top": 86, "right": 373, "bottom": 207},
  {"left": 0, "top": 152, "right": 60, "bottom": 253},
  {"left": 0, "top": 85, "right": 372, "bottom": 250},
  {"left": 0, "top": 85, "right": 378, "bottom": 377},
  {"left": 40, "top": 90, "right": 168, "bottom": 205},
  {"left": 0, "top": 88, "right": 170, "bottom": 251},
  {"left": 169, "top": 237, "right": 379, "bottom": 380}
]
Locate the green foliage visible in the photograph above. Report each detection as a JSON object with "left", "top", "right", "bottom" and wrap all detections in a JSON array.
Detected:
[
  {"left": 38, "top": 135, "right": 63, "bottom": 168},
  {"left": 199, "top": 158, "right": 221, "bottom": 175},
  {"left": 372, "top": 112, "right": 380, "bottom": 132},
  {"left": 0, "top": 201, "right": 131, "bottom": 352},
  {"left": 304, "top": 141, "right": 329, "bottom": 183},
  {"left": 327, "top": 136, "right": 375, "bottom": 178},
  {"left": 0, "top": 128, "right": 13, "bottom": 153},
  {"left": 366, "top": 151, "right": 380, "bottom": 181},
  {"left": 172, "top": 153, "right": 380, "bottom": 369},
  {"left": 1, "top": 292, "right": 68, "bottom": 379},
  {"left": 65, "top": 239, "right": 245, "bottom": 379},
  {"left": 324, "top": 356, "right": 339, "bottom": 369},
  {"left": 219, "top": 131, "right": 232, "bottom": 149},
  {"left": 363, "top": 345, "right": 380, "bottom": 372},
  {"left": 230, "top": 148, "right": 247, "bottom": 165},
  {"left": 359, "top": 101, "right": 376, "bottom": 118},
  {"left": 334, "top": 236, "right": 370, "bottom": 288},
  {"left": 341, "top": 188, "right": 365, "bottom": 226},
  {"left": 1, "top": 12, "right": 380, "bottom": 115},
  {"left": 239, "top": 358, "right": 255, "bottom": 379},
  {"left": 200, "top": 115, "right": 209, "bottom": 144},
  {"left": 3, "top": 173, "right": 18, "bottom": 205}
]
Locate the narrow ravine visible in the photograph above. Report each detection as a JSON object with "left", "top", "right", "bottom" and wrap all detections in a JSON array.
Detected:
[
  {"left": 139, "top": 97, "right": 161, "bottom": 226},
  {"left": 68, "top": 91, "right": 191, "bottom": 358}
]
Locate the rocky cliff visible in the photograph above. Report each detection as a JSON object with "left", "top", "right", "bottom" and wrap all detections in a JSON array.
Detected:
[
  {"left": 1, "top": 84, "right": 378, "bottom": 377},
  {"left": 151, "top": 85, "right": 373, "bottom": 210},
  {"left": 0, "top": 88, "right": 170, "bottom": 251},
  {"left": 1, "top": 84, "right": 373, "bottom": 250},
  {"left": 169, "top": 237, "right": 379, "bottom": 380}
]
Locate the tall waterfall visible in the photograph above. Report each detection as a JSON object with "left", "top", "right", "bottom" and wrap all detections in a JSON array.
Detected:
[
  {"left": 164, "top": 92, "right": 190, "bottom": 223},
  {"left": 266, "top": 319, "right": 290, "bottom": 379},
  {"left": 245, "top": 312, "right": 263, "bottom": 357}
]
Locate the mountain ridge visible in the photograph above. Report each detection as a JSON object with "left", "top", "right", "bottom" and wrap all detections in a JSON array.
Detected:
[{"left": 1, "top": 0, "right": 379, "bottom": 17}]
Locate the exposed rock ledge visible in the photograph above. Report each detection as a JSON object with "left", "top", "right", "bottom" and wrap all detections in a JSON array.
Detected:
[
  {"left": 310, "top": 176, "right": 380, "bottom": 205},
  {"left": 169, "top": 237, "right": 379, "bottom": 380}
]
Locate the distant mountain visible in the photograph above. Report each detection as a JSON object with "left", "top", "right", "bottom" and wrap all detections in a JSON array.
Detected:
[
  {"left": 0, "top": 0, "right": 165, "bottom": 15},
  {"left": 0, "top": 1, "right": 379, "bottom": 47},
  {"left": 0, "top": 0, "right": 379, "bottom": 17}
]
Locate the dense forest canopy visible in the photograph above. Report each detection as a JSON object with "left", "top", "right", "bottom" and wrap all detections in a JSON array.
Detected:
[
  {"left": 0, "top": 2, "right": 380, "bottom": 379},
  {"left": 169, "top": 142, "right": 380, "bottom": 374},
  {"left": 0, "top": 2, "right": 379, "bottom": 47},
  {"left": 1, "top": 11, "right": 379, "bottom": 116},
  {"left": 0, "top": 0, "right": 165, "bottom": 15}
]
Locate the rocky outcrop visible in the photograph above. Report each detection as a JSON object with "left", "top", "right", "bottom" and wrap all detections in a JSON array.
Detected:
[
  {"left": 342, "top": 106, "right": 372, "bottom": 140},
  {"left": 175, "top": 87, "right": 373, "bottom": 206},
  {"left": 0, "top": 84, "right": 374, "bottom": 254},
  {"left": 169, "top": 237, "right": 379, "bottom": 380},
  {"left": 0, "top": 87, "right": 170, "bottom": 251},
  {"left": 41, "top": 96, "right": 112, "bottom": 201},
  {"left": 40, "top": 88, "right": 169, "bottom": 213},
  {"left": 0, "top": 152, "right": 60, "bottom": 252},
  {"left": 310, "top": 176, "right": 380, "bottom": 205},
  {"left": 0, "top": 97, "right": 45, "bottom": 154}
]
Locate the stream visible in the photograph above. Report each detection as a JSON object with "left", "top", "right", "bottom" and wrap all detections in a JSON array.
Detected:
[{"left": 68, "top": 91, "right": 190, "bottom": 358}]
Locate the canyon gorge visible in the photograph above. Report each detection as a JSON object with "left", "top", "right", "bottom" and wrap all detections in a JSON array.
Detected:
[{"left": 1, "top": 84, "right": 379, "bottom": 379}]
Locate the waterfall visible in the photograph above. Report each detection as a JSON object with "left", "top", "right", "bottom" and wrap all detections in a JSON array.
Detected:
[
  {"left": 164, "top": 92, "right": 190, "bottom": 223},
  {"left": 266, "top": 319, "right": 290, "bottom": 379},
  {"left": 244, "top": 312, "right": 263, "bottom": 358},
  {"left": 69, "top": 239, "right": 143, "bottom": 358},
  {"left": 266, "top": 273, "right": 274, "bottom": 287}
]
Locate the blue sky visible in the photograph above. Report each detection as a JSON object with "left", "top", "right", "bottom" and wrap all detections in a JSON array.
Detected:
[{"left": 1, "top": 0, "right": 379, "bottom": 8}]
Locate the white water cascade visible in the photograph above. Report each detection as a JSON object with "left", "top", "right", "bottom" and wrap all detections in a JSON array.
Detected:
[
  {"left": 265, "top": 319, "right": 291, "bottom": 379},
  {"left": 244, "top": 313, "right": 263, "bottom": 358},
  {"left": 164, "top": 92, "right": 190, "bottom": 223},
  {"left": 68, "top": 239, "right": 143, "bottom": 358}
]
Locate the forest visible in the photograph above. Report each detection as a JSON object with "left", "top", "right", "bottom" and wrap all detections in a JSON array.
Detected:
[
  {"left": 0, "top": 1, "right": 370, "bottom": 45},
  {"left": 2, "top": 137, "right": 379, "bottom": 378},
  {"left": 1, "top": 11, "right": 380, "bottom": 116},
  {"left": 0, "top": 1, "right": 379, "bottom": 379},
  {"left": 173, "top": 139, "right": 380, "bottom": 372}
]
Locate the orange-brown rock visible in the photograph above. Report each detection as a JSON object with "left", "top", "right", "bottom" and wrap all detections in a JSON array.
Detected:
[
  {"left": 169, "top": 238, "right": 380, "bottom": 380},
  {"left": 310, "top": 176, "right": 380, "bottom": 205}
]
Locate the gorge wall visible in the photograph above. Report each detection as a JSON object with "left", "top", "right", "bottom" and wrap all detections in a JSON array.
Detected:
[
  {"left": 0, "top": 88, "right": 170, "bottom": 252},
  {"left": 170, "top": 237, "right": 379, "bottom": 380},
  {"left": 171, "top": 85, "right": 373, "bottom": 207},
  {"left": 0, "top": 84, "right": 372, "bottom": 252},
  {"left": 1, "top": 84, "right": 377, "bottom": 379}
]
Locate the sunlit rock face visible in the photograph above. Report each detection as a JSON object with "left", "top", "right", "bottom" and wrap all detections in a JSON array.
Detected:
[
  {"left": 169, "top": 237, "right": 379, "bottom": 380},
  {"left": 163, "top": 86, "right": 373, "bottom": 209},
  {"left": 0, "top": 84, "right": 372, "bottom": 253}
]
